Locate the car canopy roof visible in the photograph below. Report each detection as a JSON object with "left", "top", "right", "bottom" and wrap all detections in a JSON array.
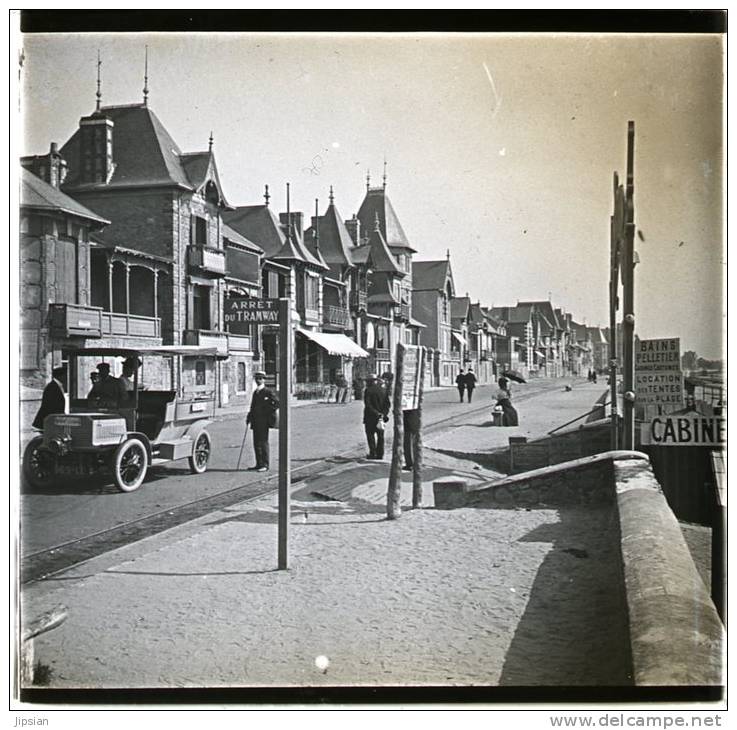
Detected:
[{"left": 64, "top": 345, "right": 219, "bottom": 358}]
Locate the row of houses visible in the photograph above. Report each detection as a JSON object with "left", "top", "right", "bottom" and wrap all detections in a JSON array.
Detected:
[{"left": 20, "top": 87, "right": 609, "bottom": 417}]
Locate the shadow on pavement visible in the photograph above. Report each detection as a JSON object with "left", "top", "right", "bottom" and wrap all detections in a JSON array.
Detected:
[{"left": 499, "top": 505, "right": 632, "bottom": 687}]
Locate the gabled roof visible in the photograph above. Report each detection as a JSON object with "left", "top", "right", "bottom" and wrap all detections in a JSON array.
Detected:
[
  {"left": 490, "top": 304, "right": 534, "bottom": 325},
  {"left": 519, "top": 300, "right": 562, "bottom": 330},
  {"left": 304, "top": 202, "right": 355, "bottom": 270},
  {"left": 366, "top": 225, "right": 404, "bottom": 276},
  {"left": 21, "top": 168, "right": 109, "bottom": 226},
  {"left": 349, "top": 244, "right": 372, "bottom": 267},
  {"left": 450, "top": 296, "right": 471, "bottom": 320},
  {"left": 223, "top": 205, "right": 286, "bottom": 259},
  {"left": 59, "top": 104, "right": 231, "bottom": 206},
  {"left": 412, "top": 259, "right": 454, "bottom": 293},
  {"left": 586, "top": 327, "right": 608, "bottom": 344},
  {"left": 222, "top": 222, "right": 263, "bottom": 254},
  {"left": 357, "top": 186, "right": 415, "bottom": 252}
]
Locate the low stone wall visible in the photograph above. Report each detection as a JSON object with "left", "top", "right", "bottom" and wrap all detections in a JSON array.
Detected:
[
  {"left": 434, "top": 451, "right": 725, "bottom": 686},
  {"left": 508, "top": 419, "right": 612, "bottom": 474}
]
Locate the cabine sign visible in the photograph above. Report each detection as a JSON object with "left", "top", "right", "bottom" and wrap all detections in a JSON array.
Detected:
[
  {"left": 641, "top": 415, "right": 726, "bottom": 446},
  {"left": 224, "top": 298, "right": 281, "bottom": 334}
]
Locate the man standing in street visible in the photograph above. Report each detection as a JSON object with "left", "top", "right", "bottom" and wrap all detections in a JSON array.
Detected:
[
  {"left": 246, "top": 370, "right": 279, "bottom": 472},
  {"left": 32, "top": 365, "right": 68, "bottom": 429},
  {"left": 464, "top": 367, "right": 477, "bottom": 403},
  {"left": 455, "top": 368, "right": 466, "bottom": 402},
  {"left": 363, "top": 373, "right": 390, "bottom": 460}
]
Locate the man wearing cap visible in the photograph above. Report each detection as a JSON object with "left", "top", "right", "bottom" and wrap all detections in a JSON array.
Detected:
[
  {"left": 362, "top": 373, "right": 390, "bottom": 460},
  {"left": 32, "top": 365, "right": 68, "bottom": 429},
  {"left": 88, "top": 362, "right": 127, "bottom": 409},
  {"left": 246, "top": 370, "right": 278, "bottom": 472}
]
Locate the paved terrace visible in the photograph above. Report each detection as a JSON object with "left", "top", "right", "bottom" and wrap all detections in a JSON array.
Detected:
[{"left": 21, "top": 382, "right": 645, "bottom": 688}]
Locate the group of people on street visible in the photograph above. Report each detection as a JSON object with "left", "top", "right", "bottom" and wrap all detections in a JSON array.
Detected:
[
  {"left": 455, "top": 368, "right": 478, "bottom": 402},
  {"left": 587, "top": 369, "right": 598, "bottom": 383}
]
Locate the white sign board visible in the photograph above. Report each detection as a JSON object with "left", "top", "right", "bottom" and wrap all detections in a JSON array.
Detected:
[
  {"left": 635, "top": 371, "right": 684, "bottom": 405},
  {"left": 635, "top": 337, "right": 681, "bottom": 372},
  {"left": 641, "top": 415, "right": 726, "bottom": 446},
  {"left": 401, "top": 345, "right": 422, "bottom": 411}
]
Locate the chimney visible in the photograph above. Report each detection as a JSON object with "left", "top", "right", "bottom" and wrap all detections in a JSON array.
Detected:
[
  {"left": 279, "top": 211, "right": 305, "bottom": 241},
  {"left": 21, "top": 142, "right": 68, "bottom": 188},
  {"left": 78, "top": 110, "right": 114, "bottom": 184},
  {"left": 345, "top": 214, "right": 361, "bottom": 245}
]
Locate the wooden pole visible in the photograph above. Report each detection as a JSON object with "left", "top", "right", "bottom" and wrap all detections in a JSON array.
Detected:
[
  {"left": 278, "top": 297, "right": 291, "bottom": 569},
  {"left": 387, "top": 342, "right": 405, "bottom": 520},
  {"left": 412, "top": 346, "right": 426, "bottom": 509},
  {"left": 622, "top": 121, "right": 636, "bottom": 450},
  {"left": 609, "top": 174, "right": 620, "bottom": 450}
]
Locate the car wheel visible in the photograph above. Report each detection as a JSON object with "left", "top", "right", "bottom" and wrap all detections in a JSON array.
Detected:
[
  {"left": 23, "top": 436, "right": 56, "bottom": 490},
  {"left": 113, "top": 438, "right": 148, "bottom": 492},
  {"left": 188, "top": 431, "right": 211, "bottom": 474}
]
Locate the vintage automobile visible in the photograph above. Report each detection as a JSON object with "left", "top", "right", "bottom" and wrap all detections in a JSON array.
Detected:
[{"left": 23, "top": 345, "right": 220, "bottom": 492}]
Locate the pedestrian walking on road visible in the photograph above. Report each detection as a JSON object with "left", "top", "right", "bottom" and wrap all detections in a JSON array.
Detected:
[
  {"left": 334, "top": 372, "right": 349, "bottom": 403},
  {"left": 363, "top": 374, "right": 390, "bottom": 459},
  {"left": 494, "top": 376, "right": 518, "bottom": 426},
  {"left": 245, "top": 370, "right": 278, "bottom": 472},
  {"left": 464, "top": 367, "right": 477, "bottom": 403},
  {"left": 455, "top": 368, "right": 466, "bottom": 402}
]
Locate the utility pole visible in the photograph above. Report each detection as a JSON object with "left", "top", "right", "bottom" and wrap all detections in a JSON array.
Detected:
[{"left": 622, "top": 121, "right": 636, "bottom": 450}]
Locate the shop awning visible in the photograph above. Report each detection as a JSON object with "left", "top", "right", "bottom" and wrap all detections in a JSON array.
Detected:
[
  {"left": 297, "top": 328, "right": 369, "bottom": 358},
  {"left": 452, "top": 332, "right": 468, "bottom": 347}
]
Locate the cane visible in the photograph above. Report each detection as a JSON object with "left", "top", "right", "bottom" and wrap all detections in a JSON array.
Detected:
[{"left": 237, "top": 423, "right": 249, "bottom": 470}]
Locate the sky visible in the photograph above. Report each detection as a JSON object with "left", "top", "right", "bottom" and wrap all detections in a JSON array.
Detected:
[{"left": 17, "top": 32, "right": 725, "bottom": 358}]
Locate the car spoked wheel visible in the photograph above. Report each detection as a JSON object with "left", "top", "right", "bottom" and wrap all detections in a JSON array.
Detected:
[
  {"left": 23, "top": 436, "right": 56, "bottom": 490},
  {"left": 113, "top": 438, "right": 149, "bottom": 492},
  {"left": 188, "top": 431, "right": 211, "bottom": 474}
]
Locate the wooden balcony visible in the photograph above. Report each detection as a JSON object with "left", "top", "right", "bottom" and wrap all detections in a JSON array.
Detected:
[
  {"left": 102, "top": 311, "right": 161, "bottom": 339},
  {"left": 188, "top": 245, "right": 227, "bottom": 276},
  {"left": 369, "top": 348, "right": 390, "bottom": 361},
  {"left": 49, "top": 303, "right": 103, "bottom": 338},
  {"left": 323, "top": 305, "right": 353, "bottom": 330},
  {"left": 183, "top": 329, "right": 229, "bottom": 356},
  {"left": 394, "top": 303, "right": 411, "bottom": 321},
  {"left": 349, "top": 290, "right": 367, "bottom": 311}
]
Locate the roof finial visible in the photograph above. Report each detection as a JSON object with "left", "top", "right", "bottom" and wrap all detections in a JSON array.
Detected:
[
  {"left": 208, "top": 131, "right": 214, "bottom": 152},
  {"left": 314, "top": 198, "right": 320, "bottom": 251},
  {"left": 383, "top": 156, "right": 387, "bottom": 190},
  {"left": 264, "top": 184, "right": 270, "bottom": 207},
  {"left": 286, "top": 182, "right": 291, "bottom": 242},
  {"left": 366, "top": 169, "right": 371, "bottom": 192},
  {"left": 143, "top": 45, "right": 149, "bottom": 106},
  {"left": 329, "top": 185, "right": 334, "bottom": 205},
  {"left": 95, "top": 49, "right": 102, "bottom": 112},
  {"left": 446, "top": 248, "right": 450, "bottom": 261},
  {"left": 374, "top": 211, "right": 380, "bottom": 232}
]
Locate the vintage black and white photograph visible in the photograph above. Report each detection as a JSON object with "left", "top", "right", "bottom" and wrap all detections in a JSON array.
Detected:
[{"left": 13, "top": 12, "right": 725, "bottom": 707}]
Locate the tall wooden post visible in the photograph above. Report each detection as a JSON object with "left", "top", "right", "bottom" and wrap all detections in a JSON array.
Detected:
[
  {"left": 610, "top": 174, "right": 621, "bottom": 450},
  {"left": 278, "top": 297, "right": 291, "bottom": 569},
  {"left": 387, "top": 343, "right": 405, "bottom": 520},
  {"left": 412, "top": 346, "right": 426, "bottom": 509},
  {"left": 622, "top": 121, "right": 636, "bottom": 450}
]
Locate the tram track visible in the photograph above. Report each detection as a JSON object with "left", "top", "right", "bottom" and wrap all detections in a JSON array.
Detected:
[{"left": 21, "top": 380, "right": 565, "bottom": 585}]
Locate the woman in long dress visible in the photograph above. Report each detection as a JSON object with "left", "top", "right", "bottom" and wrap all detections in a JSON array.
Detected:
[{"left": 495, "top": 377, "right": 519, "bottom": 426}]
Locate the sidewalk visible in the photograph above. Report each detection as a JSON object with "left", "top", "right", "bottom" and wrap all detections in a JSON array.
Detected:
[{"left": 22, "top": 381, "right": 627, "bottom": 689}]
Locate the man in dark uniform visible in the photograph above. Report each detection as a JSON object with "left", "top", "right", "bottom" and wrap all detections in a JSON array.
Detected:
[
  {"left": 88, "top": 362, "right": 127, "bottom": 409},
  {"left": 455, "top": 368, "right": 466, "bottom": 402},
  {"left": 363, "top": 373, "right": 390, "bottom": 460},
  {"left": 32, "top": 365, "right": 67, "bottom": 429},
  {"left": 246, "top": 370, "right": 278, "bottom": 472}
]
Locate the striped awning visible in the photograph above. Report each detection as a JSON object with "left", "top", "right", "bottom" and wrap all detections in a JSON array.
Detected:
[{"left": 297, "top": 328, "right": 369, "bottom": 358}]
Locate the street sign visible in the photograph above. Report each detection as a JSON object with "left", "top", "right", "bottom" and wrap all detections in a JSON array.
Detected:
[
  {"left": 224, "top": 298, "right": 281, "bottom": 333},
  {"left": 401, "top": 344, "right": 422, "bottom": 410},
  {"left": 635, "top": 337, "right": 681, "bottom": 372},
  {"left": 635, "top": 370, "right": 684, "bottom": 406},
  {"left": 641, "top": 415, "right": 726, "bottom": 447}
]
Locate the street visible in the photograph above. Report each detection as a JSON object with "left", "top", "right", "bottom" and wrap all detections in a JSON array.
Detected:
[{"left": 20, "top": 378, "right": 581, "bottom": 568}]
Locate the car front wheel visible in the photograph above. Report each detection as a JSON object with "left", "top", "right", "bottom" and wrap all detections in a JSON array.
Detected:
[
  {"left": 23, "top": 436, "right": 56, "bottom": 490},
  {"left": 188, "top": 431, "right": 211, "bottom": 474},
  {"left": 113, "top": 438, "right": 149, "bottom": 492}
]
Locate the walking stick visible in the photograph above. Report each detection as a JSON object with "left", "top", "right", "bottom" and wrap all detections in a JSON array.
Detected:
[{"left": 237, "top": 424, "right": 249, "bottom": 470}]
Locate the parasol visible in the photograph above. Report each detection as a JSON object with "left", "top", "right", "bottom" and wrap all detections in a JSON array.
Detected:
[{"left": 502, "top": 370, "right": 527, "bottom": 384}]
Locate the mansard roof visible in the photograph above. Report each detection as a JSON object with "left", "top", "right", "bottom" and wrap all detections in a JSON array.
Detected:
[
  {"left": 223, "top": 205, "right": 286, "bottom": 258},
  {"left": 357, "top": 186, "right": 415, "bottom": 253},
  {"left": 60, "top": 103, "right": 230, "bottom": 205}
]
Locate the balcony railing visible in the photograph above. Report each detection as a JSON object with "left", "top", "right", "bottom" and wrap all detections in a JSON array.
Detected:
[
  {"left": 183, "top": 329, "right": 229, "bottom": 356},
  {"left": 49, "top": 303, "right": 103, "bottom": 338},
  {"left": 394, "top": 303, "right": 411, "bottom": 321},
  {"left": 449, "top": 351, "right": 461, "bottom": 361},
  {"left": 102, "top": 312, "right": 161, "bottom": 339},
  {"left": 349, "top": 290, "right": 367, "bottom": 311},
  {"left": 323, "top": 305, "right": 353, "bottom": 330},
  {"left": 300, "top": 306, "right": 320, "bottom": 324},
  {"left": 369, "top": 348, "right": 390, "bottom": 361},
  {"left": 188, "top": 245, "right": 227, "bottom": 275}
]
